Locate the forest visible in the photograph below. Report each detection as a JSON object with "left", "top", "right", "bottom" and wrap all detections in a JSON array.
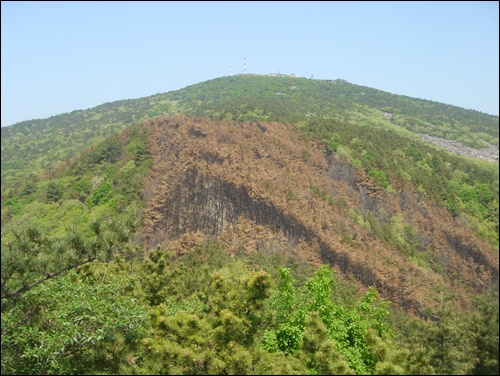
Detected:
[{"left": 1, "top": 75, "right": 499, "bottom": 375}]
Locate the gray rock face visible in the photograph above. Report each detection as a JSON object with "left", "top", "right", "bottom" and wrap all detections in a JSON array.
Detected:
[{"left": 417, "top": 133, "right": 499, "bottom": 164}]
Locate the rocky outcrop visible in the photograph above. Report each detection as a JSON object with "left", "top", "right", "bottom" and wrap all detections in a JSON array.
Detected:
[
  {"left": 418, "top": 133, "right": 499, "bottom": 164},
  {"left": 380, "top": 111, "right": 393, "bottom": 122}
]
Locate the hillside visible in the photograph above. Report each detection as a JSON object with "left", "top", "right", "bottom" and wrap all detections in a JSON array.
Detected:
[
  {"left": 2, "top": 75, "right": 498, "bottom": 190},
  {"left": 2, "top": 74, "right": 498, "bottom": 294},
  {"left": 139, "top": 116, "right": 498, "bottom": 313},
  {"left": 1, "top": 76, "right": 499, "bottom": 375}
]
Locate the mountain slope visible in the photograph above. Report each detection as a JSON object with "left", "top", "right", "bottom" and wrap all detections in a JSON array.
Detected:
[
  {"left": 2, "top": 75, "right": 498, "bottom": 191},
  {"left": 138, "top": 115, "right": 498, "bottom": 313},
  {"left": 2, "top": 76, "right": 498, "bottom": 304},
  {"left": 175, "top": 75, "right": 499, "bottom": 148},
  {"left": 2, "top": 78, "right": 499, "bottom": 374}
]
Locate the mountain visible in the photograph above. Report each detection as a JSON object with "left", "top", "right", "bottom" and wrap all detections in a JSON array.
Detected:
[
  {"left": 2, "top": 72, "right": 499, "bottom": 289},
  {"left": 2, "top": 75, "right": 498, "bottom": 189},
  {"left": 1, "top": 75, "right": 499, "bottom": 374}
]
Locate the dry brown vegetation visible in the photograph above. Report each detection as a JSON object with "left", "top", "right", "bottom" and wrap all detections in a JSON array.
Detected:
[{"left": 139, "top": 115, "right": 498, "bottom": 314}]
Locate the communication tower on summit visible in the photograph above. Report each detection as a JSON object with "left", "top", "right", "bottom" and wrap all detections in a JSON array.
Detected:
[{"left": 244, "top": 56, "right": 246, "bottom": 75}]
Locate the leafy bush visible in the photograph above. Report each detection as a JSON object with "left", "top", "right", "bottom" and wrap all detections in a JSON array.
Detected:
[{"left": 1, "top": 267, "right": 147, "bottom": 375}]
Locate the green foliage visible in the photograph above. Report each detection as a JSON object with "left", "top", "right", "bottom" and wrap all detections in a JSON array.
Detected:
[
  {"left": 1, "top": 183, "right": 145, "bottom": 375},
  {"left": 262, "top": 265, "right": 402, "bottom": 374},
  {"left": 297, "top": 311, "right": 355, "bottom": 375},
  {"left": 388, "top": 288, "right": 499, "bottom": 375},
  {"left": 45, "top": 180, "right": 64, "bottom": 203},
  {"left": 368, "top": 168, "right": 389, "bottom": 188},
  {"left": 86, "top": 180, "right": 114, "bottom": 207},
  {"left": 328, "top": 132, "right": 342, "bottom": 152},
  {"left": 135, "top": 264, "right": 284, "bottom": 375},
  {"left": 1, "top": 210, "right": 139, "bottom": 301},
  {"left": 468, "top": 290, "right": 500, "bottom": 375},
  {"left": 262, "top": 268, "right": 307, "bottom": 355},
  {"left": 2, "top": 231, "right": 497, "bottom": 375},
  {"left": 405, "top": 145, "right": 423, "bottom": 161},
  {"left": 1, "top": 266, "right": 147, "bottom": 375}
]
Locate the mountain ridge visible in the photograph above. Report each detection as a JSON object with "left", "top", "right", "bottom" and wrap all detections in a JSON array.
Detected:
[{"left": 1, "top": 75, "right": 498, "bottom": 189}]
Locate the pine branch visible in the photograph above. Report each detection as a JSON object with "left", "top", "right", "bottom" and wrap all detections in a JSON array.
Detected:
[{"left": 1, "top": 253, "right": 102, "bottom": 300}]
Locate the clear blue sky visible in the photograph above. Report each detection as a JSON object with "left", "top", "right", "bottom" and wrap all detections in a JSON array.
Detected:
[{"left": 1, "top": 1, "right": 499, "bottom": 127}]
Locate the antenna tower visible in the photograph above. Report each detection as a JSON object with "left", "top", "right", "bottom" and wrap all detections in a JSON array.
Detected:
[{"left": 244, "top": 56, "right": 246, "bottom": 75}]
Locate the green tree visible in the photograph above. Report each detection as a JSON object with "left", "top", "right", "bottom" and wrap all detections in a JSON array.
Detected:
[
  {"left": 297, "top": 311, "right": 354, "bottom": 374},
  {"left": 408, "top": 290, "right": 478, "bottom": 375},
  {"left": 1, "top": 213, "right": 139, "bottom": 301},
  {"left": 45, "top": 181, "right": 63, "bottom": 203},
  {"left": 468, "top": 290, "right": 499, "bottom": 375},
  {"left": 85, "top": 181, "right": 114, "bottom": 208},
  {"left": 1, "top": 266, "right": 146, "bottom": 375},
  {"left": 262, "top": 265, "right": 404, "bottom": 374}
]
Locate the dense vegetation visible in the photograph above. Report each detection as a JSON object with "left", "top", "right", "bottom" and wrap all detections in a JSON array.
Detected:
[
  {"left": 175, "top": 75, "right": 499, "bottom": 149},
  {"left": 1, "top": 75, "right": 499, "bottom": 374},
  {"left": 2, "top": 239, "right": 498, "bottom": 375},
  {"left": 2, "top": 75, "right": 497, "bottom": 190}
]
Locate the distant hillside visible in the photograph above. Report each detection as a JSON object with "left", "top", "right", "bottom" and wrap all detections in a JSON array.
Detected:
[
  {"left": 174, "top": 75, "right": 499, "bottom": 149},
  {"left": 4, "top": 113, "right": 495, "bottom": 312},
  {"left": 2, "top": 75, "right": 498, "bottom": 190}
]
